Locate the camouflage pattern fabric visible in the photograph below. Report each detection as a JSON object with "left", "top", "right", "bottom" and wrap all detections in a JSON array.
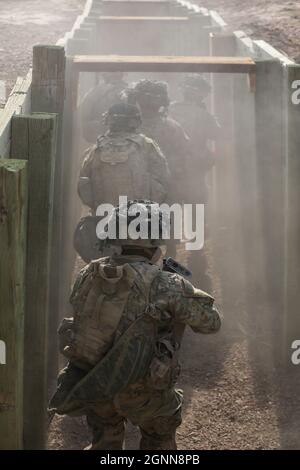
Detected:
[
  {"left": 170, "top": 101, "right": 220, "bottom": 204},
  {"left": 139, "top": 114, "right": 190, "bottom": 203},
  {"left": 78, "top": 131, "right": 169, "bottom": 213},
  {"left": 49, "top": 254, "right": 221, "bottom": 449}
]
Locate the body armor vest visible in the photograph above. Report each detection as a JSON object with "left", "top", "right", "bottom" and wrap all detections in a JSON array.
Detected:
[{"left": 89, "top": 134, "right": 151, "bottom": 206}]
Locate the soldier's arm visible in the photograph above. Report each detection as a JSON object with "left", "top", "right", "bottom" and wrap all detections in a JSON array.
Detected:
[
  {"left": 146, "top": 139, "right": 170, "bottom": 203},
  {"left": 167, "top": 274, "right": 221, "bottom": 334}
]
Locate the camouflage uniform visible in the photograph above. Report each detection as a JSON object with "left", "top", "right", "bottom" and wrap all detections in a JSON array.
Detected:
[
  {"left": 78, "top": 104, "right": 169, "bottom": 212},
  {"left": 81, "top": 73, "right": 128, "bottom": 144},
  {"left": 140, "top": 115, "right": 190, "bottom": 203},
  {"left": 50, "top": 201, "right": 221, "bottom": 450},
  {"left": 170, "top": 75, "right": 221, "bottom": 204},
  {"left": 127, "top": 80, "right": 190, "bottom": 204}
]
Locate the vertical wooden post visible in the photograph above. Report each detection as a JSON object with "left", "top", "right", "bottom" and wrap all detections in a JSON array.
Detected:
[
  {"left": 209, "top": 33, "right": 250, "bottom": 325},
  {"left": 284, "top": 64, "right": 300, "bottom": 364},
  {"left": 11, "top": 113, "right": 58, "bottom": 449},
  {"left": 255, "top": 60, "right": 285, "bottom": 354},
  {"left": 59, "top": 57, "right": 80, "bottom": 336},
  {"left": 31, "top": 45, "right": 65, "bottom": 113},
  {"left": 0, "top": 159, "right": 28, "bottom": 449},
  {"left": 231, "top": 53, "right": 268, "bottom": 347},
  {"left": 31, "top": 45, "right": 66, "bottom": 387}
]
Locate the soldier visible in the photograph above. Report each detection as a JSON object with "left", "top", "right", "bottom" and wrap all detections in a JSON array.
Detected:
[
  {"left": 81, "top": 72, "right": 128, "bottom": 144},
  {"left": 170, "top": 75, "right": 221, "bottom": 289},
  {"left": 49, "top": 200, "right": 221, "bottom": 450},
  {"left": 170, "top": 74, "right": 221, "bottom": 204},
  {"left": 75, "top": 103, "right": 169, "bottom": 262},
  {"left": 126, "top": 79, "right": 190, "bottom": 204},
  {"left": 78, "top": 103, "right": 169, "bottom": 213}
]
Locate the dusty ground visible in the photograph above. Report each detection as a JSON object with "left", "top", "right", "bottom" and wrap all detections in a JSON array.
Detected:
[
  {"left": 1, "top": 0, "right": 299, "bottom": 451},
  {"left": 202, "top": 0, "right": 300, "bottom": 62},
  {"left": 0, "top": 0, "right": 85, "bottom": 95}
]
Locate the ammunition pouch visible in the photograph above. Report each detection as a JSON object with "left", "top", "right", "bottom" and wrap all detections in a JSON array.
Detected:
[
  {"left": 50, "top": 314, "right": 157, "bottom": 414},
  {"left": 148, "top": 338, "right": 181, "bottom": 390}
]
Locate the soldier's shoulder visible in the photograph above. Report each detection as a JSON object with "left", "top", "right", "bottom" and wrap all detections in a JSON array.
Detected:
[
  {"left": 164, "top": 116, "right": 186, "bottom": 135},
  {"left": 170, "top": 100, "right": 189, "bottom": 111},
  {"left": 82, "top": 143, "right": 99, "bottom": 164},
  {"left": 129, "top": 132, "right": 160, "bottom": 153},
  {"left": 153, "top": 270, "right": 214, "bottom": 299},
  {"left": 151, "top": 270, "right": 182, "bottom": 294},
  {"left": 96, "top": 133, "right": 111, "bottom": 148},
  {"left": 80, "top": 256, "right": 110, "bottom": 275},
  {"left": 128, "top": 132, "right": 149, "bottom": 146}
]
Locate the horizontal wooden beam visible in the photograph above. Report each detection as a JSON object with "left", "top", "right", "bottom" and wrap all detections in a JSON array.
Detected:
[
  {"left": 97, "top": 16, "right": 189, "bottom": 21},
  {"left": 101, "top": 0, "right": 172, "bottom": 4},
  {"left": 72, "top": 55, "right": 256, "bottom": 74}
]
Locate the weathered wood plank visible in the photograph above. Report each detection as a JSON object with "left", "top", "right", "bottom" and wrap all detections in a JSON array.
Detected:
[
  {"left": 59, "top": 58, "right": 80, "bottom": 341},
  {"left": 0, "top": 72, "right": 32, "bottom": 158},
  {"left": 11, "top": 113, "right": 57, "bottom": 449},
  {"left": 254, "top": 60, "right": 285, "bottom": 364},
  {"left": 31, "top": 46, "right": 65, "bottom": 113},
  {"left": 96, "top": 15, "right": 189, "bottom": 21},
  {"left": 98, "top": 0, "right": 175, "bottom": 17},
  {"left": 31, "top": 45, "right": 66, "bottom": 388},
  {"left": 0, "top": 159, "right": 28, "bottom": 449},
  {"left": 284, "top": 65, "right": 300, "bottom": 364},
  {"left": 72, "top": 55, "right": 256, "bottom": 73}
]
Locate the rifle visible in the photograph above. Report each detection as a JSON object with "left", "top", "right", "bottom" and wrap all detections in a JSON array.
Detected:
[{"left": 162, "top": 257, "right": 192, "bottom": 279}]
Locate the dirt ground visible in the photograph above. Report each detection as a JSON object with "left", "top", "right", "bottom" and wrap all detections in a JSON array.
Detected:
[
  {"left": 0, "top": 0, "right": 85, "bottom": 94},
  {"left": 202, "top": 0, "right": 300, "bottom": 62},
  {"left": 1, "top": 0, "right": 300, "bottom": 451}
]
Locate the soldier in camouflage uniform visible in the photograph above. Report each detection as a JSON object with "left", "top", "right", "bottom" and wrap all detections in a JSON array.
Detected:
[
  {"left": 78, "top": 103, "right": 169, "bottom": 213},
  {"left": 126, "top": 79, "right": 190, "bottom": 204},
  {"left": 49, "top": 200, "right": 221, "bottom": 450},
  {"left": 81, "top": 72, "right": 128, "bottom": 144},
  {"left": 170, "top": 75, "right": 221, "bottom": 289},
  {"left": 170, "top": 74, "right": 221, "bottom": 204}
]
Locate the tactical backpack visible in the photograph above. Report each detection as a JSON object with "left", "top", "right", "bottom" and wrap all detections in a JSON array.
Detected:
[{"left": 86, "top": 134, "right": 152, "bottom": 207}]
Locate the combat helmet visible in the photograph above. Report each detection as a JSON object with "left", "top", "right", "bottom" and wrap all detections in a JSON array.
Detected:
[
  {"left": 104, "top": 102, "right": 142, "bottom": 131},
  {"left": 101, "top": 71, "right": 125, "bottom": 84},
  {"left": 127, "top": 79, "right": 170, "bottom": 108},
  {"left": 181, "top": 74, "right": 211, "bottom": 96},
  {"left": 97, "top": 199, "right": 169, "bottom": 250}
]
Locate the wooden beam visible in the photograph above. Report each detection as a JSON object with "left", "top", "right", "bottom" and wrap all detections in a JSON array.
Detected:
[
  {"left": 31, "top": 45, "right": 66, "bottom": 390},
  {"left": 101, "top": 0, "right": 172, "bottom": 3},
  {"left": 96, "top": 15, "right": 189, "bottom": 21},
  {"left": 0, "top": 159, "right": 28, "bottom": 449},
  {"left": 72, "top": 55, "right": 256, "bottom": 74},
  {"left": 11, "top": 113, "right": 58, "bottom": 450}
]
